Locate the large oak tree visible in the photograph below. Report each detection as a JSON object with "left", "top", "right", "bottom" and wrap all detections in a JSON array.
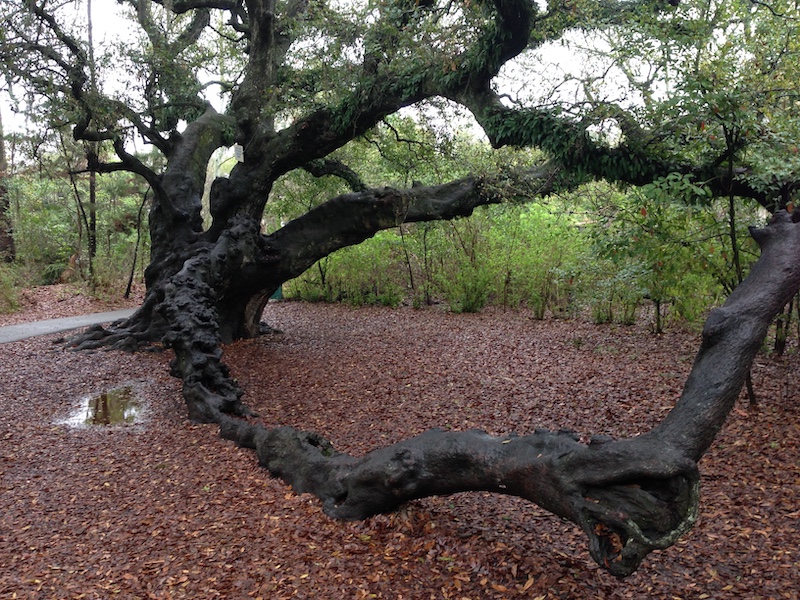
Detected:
[{"left": 2, "top": 0, "right": 800, "bottom": 577}]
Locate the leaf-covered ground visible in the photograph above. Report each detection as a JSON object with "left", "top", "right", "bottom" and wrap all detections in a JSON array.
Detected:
[{"left": 1, "top": 290, "right": 798, "bottom": 599}]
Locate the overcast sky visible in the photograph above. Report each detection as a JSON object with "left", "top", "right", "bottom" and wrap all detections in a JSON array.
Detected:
[{"left": 1, "top": 1, "right": 621, "bottom": 147}]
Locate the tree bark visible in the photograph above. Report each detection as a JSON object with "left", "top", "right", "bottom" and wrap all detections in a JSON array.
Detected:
[
  {"left": 648, "top": 211, "right": 800, "bottom": 459},
  {"left": 69, "top": 175, "right": 502, "bottom": 420}
]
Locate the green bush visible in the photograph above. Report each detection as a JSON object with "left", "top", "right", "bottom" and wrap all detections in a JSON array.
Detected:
[
  {"left": 2, "top": 153, "right": 746, "bottom": 330},
  {"left": 8, "top": 170, "right": 149, "bottom": 291},
  {"left": 489, "top": 205, "right": 586, "bottom": 315},
  {"left": 286, "top": 232, "right": 406, "bottom": 307},
  {"left": 0, "top": 263, "right": 18, "bottom": 313},
  {"left": 286, "top": 202, "right": 589, "bottom": 315},
  {"left": 435, "top": 261, "right": 493, "bottom": 313},
  {"left": 10, "top": 177, "right": 77, "bottom": 277}
]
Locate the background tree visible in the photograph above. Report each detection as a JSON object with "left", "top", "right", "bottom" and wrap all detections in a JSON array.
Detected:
[
  {"left": 0, "top": 108, "right": 13, "bottom": 261},
  {"left": 2, "top": 0, "right": 800, "bottom": 577},
  {"left": 0, "top": 122, "right": 149, "bottom": 288}
]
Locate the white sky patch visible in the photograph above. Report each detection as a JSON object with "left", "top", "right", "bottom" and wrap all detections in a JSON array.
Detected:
[{"left": 496, "top": 31, "right": 648, "bottom": 116}]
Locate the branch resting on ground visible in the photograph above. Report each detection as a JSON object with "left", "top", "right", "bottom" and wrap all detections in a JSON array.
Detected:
[
  {"left": 219, "top": 210, "right": 800, "bottom": 577},
  {"left": 220, "top": 421, "right": 699, "bottom": 577}
]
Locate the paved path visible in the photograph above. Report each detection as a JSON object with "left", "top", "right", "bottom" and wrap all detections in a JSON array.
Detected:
[{"left": 0, "top": 309, "right": 136, "bottom": 344}]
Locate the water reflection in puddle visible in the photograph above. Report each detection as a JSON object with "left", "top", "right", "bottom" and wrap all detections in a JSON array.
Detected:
[{"left": 64, "top": 386, "right": 142, "bottom": 426}]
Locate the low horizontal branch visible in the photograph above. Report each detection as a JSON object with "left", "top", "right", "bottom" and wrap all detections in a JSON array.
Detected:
[
  {"left": 266, "top": 177, "right": 498, "bottom": 281},
  {"left": 216, "top": 211, "right": 800, "bottom": 577},
  {"left": 220, "top": 418, "right": 699, "bottom": 577}
]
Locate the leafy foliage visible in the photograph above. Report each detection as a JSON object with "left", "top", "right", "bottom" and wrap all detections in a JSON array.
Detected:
[
  {"left": 285, "top": 173, "right": 764, "bottom": 333},
  {"left": 287, "top": 231, "right": 405, "bottom": 307},
  {"left": 7, "top": 165, "right": 149, "bottom": 288},
  {"left": 0, "top": 262, "right": 17, "bottom": 312}
]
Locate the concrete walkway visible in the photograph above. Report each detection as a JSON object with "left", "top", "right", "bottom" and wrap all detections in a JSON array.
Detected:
[{"left": 0, "top": 309, "right": 136, "bottom": 344}]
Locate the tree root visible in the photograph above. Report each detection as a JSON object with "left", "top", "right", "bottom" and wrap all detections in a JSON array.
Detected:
[{"left": 66, "top": 294, "right": 168, "bottom": 352}]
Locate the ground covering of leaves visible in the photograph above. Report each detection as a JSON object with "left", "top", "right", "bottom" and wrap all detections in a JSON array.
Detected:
[
  {"left": 0, "top": 284, "right": 145, "bottom": 327},
  {"left": 1, "top": 289, "right": 798, "bottom": 599}
]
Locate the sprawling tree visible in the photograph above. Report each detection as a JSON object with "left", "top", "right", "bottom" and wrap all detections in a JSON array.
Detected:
[{"left": 2, "top": 0, "right": 800, "bottom": 577}]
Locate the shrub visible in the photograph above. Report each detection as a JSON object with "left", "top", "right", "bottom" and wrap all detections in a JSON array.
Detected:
[
  {"left": 286, "top": 232, "right": 406, "bottom": 307},
  {"left": 0, "top": 263, "right": 18, "bottom": 313}
]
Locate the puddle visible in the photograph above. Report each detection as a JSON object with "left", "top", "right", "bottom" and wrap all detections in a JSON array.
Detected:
[{"left": 62, "top": 385, "right": 142, "bottom": 427}]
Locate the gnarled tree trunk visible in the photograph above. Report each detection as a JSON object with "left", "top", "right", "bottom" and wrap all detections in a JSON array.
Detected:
[
  {"left": 72, "top": 163, "right": 501, "bottom": 421},
  {"left": 72, "top": 201, "right": 800, "bottom": 575}
]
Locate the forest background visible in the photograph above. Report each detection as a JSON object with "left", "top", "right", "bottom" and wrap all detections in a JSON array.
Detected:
[
  {"left": 2, "top": 0, "right": 796, "bottom": 340},
  {"left": 0, "top": 112, "right": 773, "bottom": 336}
]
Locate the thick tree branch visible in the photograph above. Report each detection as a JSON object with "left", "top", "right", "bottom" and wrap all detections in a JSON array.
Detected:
[
  {"left": 136, "top": 107, "right": 239, "bottom": 298},
  {"left": 266, "top": 177, "right": 499, "bottom": 281},
  {"left": 241, "top": 0, "right": 688, "bottom": 207},
  {"left": 173, "top": 8, "right": 212, "bottom": 53},
  {"left": 157, "top": 105, "right": 236, "bottom": 228},
  {"left": 219, "top": 420, "right": 699, "bottom": 578},
  {"left": 649, "top": 210, "right": 800, "bottom": 459},
  {"left": 451, "top": 89, "right": 783, "bottom": 204},
  {"left": 94, "top": 138, "right": 162, "bottom": 192},
  {"left": 205, "top": 164, "right": 568, "bottom": 342},
  {"left": 160, "top": 232, "right": 253, "bottom": 422},
  {"left": 303, "top": 158, "right": 368, "bottom": 192},
  {"left": 243, "top": 0, "right": 537, "bottom": 185},
  {"left": 146, "top": 0, "right": 242, "bottom": 12}
]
